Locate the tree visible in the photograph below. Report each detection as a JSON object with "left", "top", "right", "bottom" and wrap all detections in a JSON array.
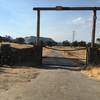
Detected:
[
  {"left": 78, "top": 41, "right": 86, "bottom": 47},
  {"left": 87, "top": 42, "right": 91, "bottom": 47},
  {"left": 71, "top": 41, "right": 78, "bottom": 47},
  {"left": 63, "top": 40, "right": 70, "bottom": 46},
  {"left": 46, "top": 41, "right": 53, "bottom": 47},
  {"left": 87, "top": 42, "right": 99, "bottom": 48},
  {"left": 14, "top": 38, "right": 25, "bottom": 44},
  {"left": 5, "top": 35, "right": 13, "bottom": 42},
  {"left": 40, "top": 41, "right": 45, "bottom": 47},
  {"left": 96, "top": 38, "right": 100, "bottom": 45},
  {"left": 29, "top": 42, "right": 34, "bottom": 45},
  {"left": 0, "top": 35, "right": 13, "bottom": 42},
  {"left": 0, "top": 36, "right": 2, "bottom": 42}
]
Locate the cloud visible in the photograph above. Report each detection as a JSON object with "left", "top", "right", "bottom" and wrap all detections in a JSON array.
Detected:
[
  {"left": 72, "top": 16, "right": 94, "bottom": 28},
  {"left": 72, "top": 13, "right": 100, "bottom": 25},
  {"left": 72, "top": 17, "right": 85, "bottom": 25}
]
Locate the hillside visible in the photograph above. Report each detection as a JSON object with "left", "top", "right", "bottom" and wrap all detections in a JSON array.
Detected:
[{"left": 24, "top": 36, "right": 56, "bottom": 44}]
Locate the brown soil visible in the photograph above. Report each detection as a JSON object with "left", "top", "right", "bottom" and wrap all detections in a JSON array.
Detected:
[{"left": 0, "top": 67, "right": 39, "bottom": 93}]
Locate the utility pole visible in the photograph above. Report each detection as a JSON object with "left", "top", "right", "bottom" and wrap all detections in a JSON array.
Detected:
[
  {"left": 72, "top": 31, "right": 75, "bottom": 43},
  {"left": 71, "top": 31, "right": 75, "bottom": 47}
]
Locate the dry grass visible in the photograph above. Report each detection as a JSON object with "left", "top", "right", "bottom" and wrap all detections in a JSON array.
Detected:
[
  {"left": 43, "top": 47, "right": 52, "bottom": 56},
  {"left": 0, "top": 42, "right": 33, "bottom": 49},
  {"left": 63, "top": 49, "right": 86, "bottom": 60},
  {"left": 82, "top": 66, "right": 100, "bottom": 80},
  {"left": 43, "top": 46, "right": 86, "bottom": 60}
]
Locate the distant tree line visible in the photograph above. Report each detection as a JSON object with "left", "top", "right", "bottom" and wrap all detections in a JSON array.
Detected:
[
  {"left": 0, "top": 35, "right": 100, "bottom": 48},
  {"left": 62, "top": 40, "right": 100, "bottom": 48},
  {"left": 63, "top": 40, "right": 87, "bottom": 47},
  {"left": 39, "top": 40, "right": 100, "bottom": 47},
  {"left": 0, "top": 35, "right": 25, "bottom": 44}
]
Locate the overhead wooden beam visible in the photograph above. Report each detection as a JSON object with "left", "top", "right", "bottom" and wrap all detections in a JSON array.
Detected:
[{"left": 33, "top": 6, "right": 100, "bottom": 11}]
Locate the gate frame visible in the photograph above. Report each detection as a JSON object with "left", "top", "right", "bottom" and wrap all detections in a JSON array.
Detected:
[
  {"left": 33, "top": 6, "right": 100, "bottom": 65},
  {"left": 33, "top": 6, "right": 100, "bottom": 47}
]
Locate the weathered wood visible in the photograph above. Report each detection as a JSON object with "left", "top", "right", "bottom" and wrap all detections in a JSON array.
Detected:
[
  {"left": 87, "top": 47, "right": 100, "bottom": 65},
  {"left": 33, "top": 7, "right": 100, "bottom": 11},
  {"left": 36, "top": 10, "right": 40, "bottom": 45},
  {"left": 33, "top": 7, "right": 99, "bottom": 47},
  {"left": 91, "top": 10, "right": 97, "bottom": 48}
]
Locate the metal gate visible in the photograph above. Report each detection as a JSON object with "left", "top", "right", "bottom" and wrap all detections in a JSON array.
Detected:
[{"left": 42, "top": 46, "right": 87, "bottom": 69}]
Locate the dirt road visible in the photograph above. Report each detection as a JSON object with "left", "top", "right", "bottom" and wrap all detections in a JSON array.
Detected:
[
  {"left": 0, "top": 48, "right": 100, "bottom": 100},
  {"left": 0, "top": 69, "right": 100, "bottom": 100}
]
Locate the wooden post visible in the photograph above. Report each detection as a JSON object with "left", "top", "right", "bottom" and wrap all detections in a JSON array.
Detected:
[
  {"left": 36, "top": 10, "right": 40, "bottom": 45},
  {"left": 91, "top": 10, "right": 97, "bottom": 48}
]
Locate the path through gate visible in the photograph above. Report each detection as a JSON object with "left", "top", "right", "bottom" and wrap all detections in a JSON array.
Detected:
[{"left": 42, "top": 46, "right": 87, "bottom": 69}]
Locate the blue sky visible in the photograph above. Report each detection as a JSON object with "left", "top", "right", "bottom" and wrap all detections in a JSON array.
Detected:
[{"left": 0, "top": 0, "right": 100, "bottom": 42}]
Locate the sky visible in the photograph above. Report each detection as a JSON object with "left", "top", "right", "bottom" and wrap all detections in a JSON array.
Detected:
[{"left": 0, "top": 0, "right": 100, "bottom": 42}]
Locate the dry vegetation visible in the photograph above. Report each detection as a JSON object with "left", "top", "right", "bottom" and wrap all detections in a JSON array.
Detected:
[
  {"left": 0, "top": 42, "right": 33, "bottom": 49},
  {"left": 82, "top": 66, "right": 100, "bottom": 80},
  {"left": 43, "top": 47, "right": 53, "bottom": 56},
  {"left": 43, "top": 46, "right": 86, "bottom": 60},
  {"left": 61, "top": 47, "right": 86, "bottom": 60}
]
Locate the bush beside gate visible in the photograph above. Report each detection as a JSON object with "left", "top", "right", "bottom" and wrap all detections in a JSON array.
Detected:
[{"left": 0, "top": 44, "right": 42, "bottom": 66}]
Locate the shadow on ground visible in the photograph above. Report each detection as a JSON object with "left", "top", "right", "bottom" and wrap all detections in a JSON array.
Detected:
[
  {"left": 41, "top": 56, "right": 86, "bottom": 71},
  {"left": 0, "top": 56, "right": 86, "bottom": 72}
]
